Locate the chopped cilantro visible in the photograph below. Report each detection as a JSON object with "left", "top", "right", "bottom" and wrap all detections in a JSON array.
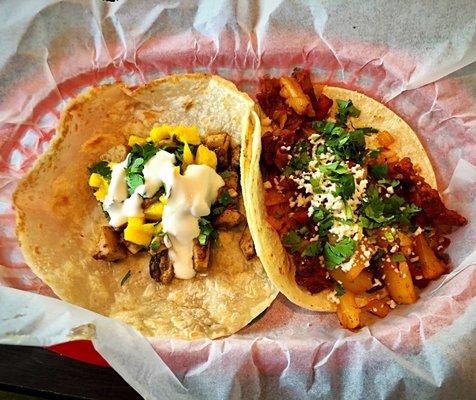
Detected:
[
  {"left": 126, "top": 173, "right": 144, "bottom": 195},
  {"left": 370, "top": 248, "right": 386, "bottom": 268},
  {"left": 324, "top": 237, "right": 357, "bottom": 269},
  {"left": 384, "top": 231, "right": 394, "bottom": 241},
  {"left": 198, "top": 217, "right": 218, "bottom": 245},
  {"left": 129, "top": 142, "right": 158, "bottom": 164},
  {"left": 319, "top": 124, "right": 369, "bottom": 164},
  {"left": 150, "top": 241, "right": 162, "bottom": 251},
  {"left": 310, "top": 177, "right": 321, "bottom": 193},
  {"left": 312, "top": 208, "right": 334, "bottom": 237},
  {"left": 315, "top": 145, "right": 326, "bottom": 155},
  {"left": 287, "top": 140, "right": 311, "bottom": 173},
  {"left": 211, "top": 205, "right": 226, "bottom": 216},
  {"left": 335, "top": 282, "right": 345, "bottom": 297},
  {"left": 319, "top": 161, "right": 348, "bottom": 175},
  {"left": 220, "top": 171, "right": 232, "bottom": 178},
  {"left": 369, "top": 163, "right": 388, "bottom": 180},
  {"left": 301, "top": 242, "right": 322, "bottom": 258},
  {"left": 336, "top": 99, "right": 361, "bottom": 125},
  {"left": 344, "top": 203, "right": 354, "bottom": 220},
  {"left": 218, "top": 190, "right": 233, "bottom": 206},
  {"left": 120, "top": 270, "right": 131, "bottom": 286},
  {"left": 332, "top": 173, "right": 355, "bottom": 200},
  {"left": 282, "top": 231, "right": 302, "bottom": 253},
  {"left": 88, "top": 161, "right": 112, "bottom": 180},
  {"left": 391, "top": 253, "right": 406, "bottom": 263},
  {"left": 368, "top": 147, "right": 383, "bottom": 159}
]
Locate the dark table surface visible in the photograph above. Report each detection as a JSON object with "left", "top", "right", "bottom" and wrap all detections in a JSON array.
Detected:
[{"left": 0, "top": 345, "right": 141, "bottom": 399}]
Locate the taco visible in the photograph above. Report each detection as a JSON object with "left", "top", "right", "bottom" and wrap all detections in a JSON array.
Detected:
[
  {"left": 14, "top": 74, "right": 277, "bottom": 339},
  {"left": 242, "top": 70, "right": 467, "bottom": 329}
]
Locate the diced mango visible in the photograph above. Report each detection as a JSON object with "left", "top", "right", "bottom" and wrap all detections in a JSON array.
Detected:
[
  {"left": 144, "top": 202, "right": 164, "bottom": 220},
  {"left": 89, "top": 173, "right": 109, "bottom": 201},
  {"left": 124, "top": 217, "right": 155, "bottom": 246},
  {"left": 175, "top": 126, "right": 201, "bottom": 145},
  {"left": 93, "top": 185, "right": 108, "bottom": 201},
  {"left": 149, "top": 125, "right": 201, "bottom": 145},
  {"left": 182, "top": 141, "right": 194, "bottom": 171},
  {"left": 154, "top": 222, "right": 163, "bottom": 235},
  {"left": 149, "top": 125, "right": 172, "bottom": 142},
  {"left": 128, "top": 135, "right": 147, "bottom": 146},
  {"left": 195, "top": 145, "right": 217, "bottom": 169}
]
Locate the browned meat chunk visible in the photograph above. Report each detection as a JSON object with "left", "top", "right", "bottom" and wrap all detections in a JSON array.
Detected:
[
  {"left": 239, "top": 226, "right": 256, "bottom": 260},
  {"left": 124, "top": 241, "right": 142, "bottom": 255},
  {"left": 223, "top": 171, "right": 239, "bottom": 192},
  {"left": 192, "top": 239, "right": 210, "bottom": 273},
  {"left": 230, "top": 142, "right": 240, "bottom": 170},
  {"left": 214, "top": 209, "right": 244, "bottom": 228},
  {"left": 149, "top": 250, "right": 174, "bottom": 284},
  {"left": 93, "top": 226, "right": 128, "bottom": 262},
  {"left": 203, "top": 133, "right": 230, "bottom": 168},
  {"left": 100, "top": 145, "right": 128, "bottom": 163}
]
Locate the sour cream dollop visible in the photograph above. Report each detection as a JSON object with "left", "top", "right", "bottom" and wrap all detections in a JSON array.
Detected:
[{"left": 102, "top": 149, "right": 224, "bottom": 279}]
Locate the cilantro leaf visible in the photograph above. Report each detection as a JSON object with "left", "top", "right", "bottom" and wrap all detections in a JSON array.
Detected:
[
  {"left": 287, "top": 140, "right": 311, "bottom": 174},
  {"left": 120, "top": 270, "right": 131, "bottom": 286},
  {"left": 335, "top": 282, "right": 345, "bottom": 297},
  {"left": 369, "top": 163, "right": 388, "bottom": 180},
  {"left": 319, "top": 161, "right": 348, "bottom": 175},
  {"left": 301, "top": 242, "right": 322, "bottom": 258},
  {"left": 218, "top": 190, "right": 233, "bottom": 206},
  {"left": 368, "top": 147, "right": 383, "bottom": 159},
  {"left": 336, "top": 99, "right": 361, "bottom": 125},
  {"left": 312, "top": 208, "right": 334, "bottom": 237},
  {"left": 282, "top": 231, "right": 302, "bottom": 253},
  {"left": 150, "top": 241, "right": 162, "bottom": 251},
  {"left": 324, "top": 237, "right": 357, "bottom": 269},
  {"left": 391, "top": 253, "right": 406, "bottom": 263},
  {"left": 88, "top": 161, "right": 112, "bottom": 180},
  {"left": 198, "top": 217, "right": 218, "bottom": 245},
  {"left": 126, "top": 173, "right": 144, "bottom": 195},
  {"left": 332, "top": 173, "right": 355, "bottom": 200}
]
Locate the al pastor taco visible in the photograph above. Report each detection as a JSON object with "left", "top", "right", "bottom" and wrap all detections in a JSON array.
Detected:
[{"left": 242, "top": 70, "right": 467, "bottom": 329}]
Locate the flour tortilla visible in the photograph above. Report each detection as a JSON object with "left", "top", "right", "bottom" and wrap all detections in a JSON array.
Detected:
[
  {"left": 14, "top": 74, "right": 277, "bottom": 339},
  {"left": 241, "top": 85, "right": 436, "bottom": 312}
]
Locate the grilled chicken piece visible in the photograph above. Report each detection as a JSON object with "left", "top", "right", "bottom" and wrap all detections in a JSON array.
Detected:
[
  {"left": 93, "top": 226, "right": 128, "bottom": 262},
  {"left": 124, "top": 241, "right": 142, "bottom": 255},
  {"left": 230, "top": 143, "right": 240, "bottom": 170},
  {"left": 192, "top": 239, "right": 210, "bottom": 273},
  {"left": 149, "top": 250, "right": 174, "bottom": 284},
  {"left": 223, "top": 171, "right": 239, "bottom": 192},
  {"left": 239, "top": 225, "right": 256, "bottom": 260},
  {"left": 214, "top": 209, "right": 244, "bottom": 228},
  {"left": 203, "top": 132, "right": 231, "bottom": 168},
  {"left": 100, "top": 145, "right": 128, "bottom": 163}
]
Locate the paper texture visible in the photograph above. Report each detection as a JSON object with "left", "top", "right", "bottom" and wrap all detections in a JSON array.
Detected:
[{"left": 0, "top": 1, "right": 475, "bottom": 399}]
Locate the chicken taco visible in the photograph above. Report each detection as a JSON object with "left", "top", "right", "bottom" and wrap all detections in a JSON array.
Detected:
[
  {"left": 242, "top": 70, "right": 467, "bottom": 329},
  {"left": 14, "top": 74, "right": 277, "bottom": 339}
]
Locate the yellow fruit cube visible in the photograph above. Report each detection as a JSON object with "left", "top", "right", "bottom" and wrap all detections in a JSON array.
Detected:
[
  {"left": 127, "top": 217, "right": 145, "bottom": 228},
  {"left": 154, "top": 222, "right": 163, "bottom": 235},
  {"left": 182, "top": 141, "right": 194, "bottom": 171},
  {"left": 144, "top": 202, "right": 164, "bottom": 220},
  {"left": 94, "top": 185, "right": 108, "bottom": 201},
  {"left": 124, "top": 226, "right": 152, "bottom": 246},
  {"left": 149, "top": 125, "right": 173, "bottom": 142},
  {"left": 175, "top": 126, "right": 201, "bottom": 145},
  {"left": 128, "top": 135, "right": 147, "bottom": 146},
  {"left": 89, "top": 173, "right": 104, "bottom": 188},
  {"left": 195, "top": 145, "right": 217, "bottom": 169}
]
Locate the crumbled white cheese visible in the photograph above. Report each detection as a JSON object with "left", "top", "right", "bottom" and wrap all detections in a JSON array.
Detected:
[
  {"left": 415, "top": 275, "right": 423, "bottom": 280},
  {"left": 389, "top": 244, "right": 399, "bottom": 253},
  {"left": 327, "top": 290, "right": 340, "bottom": 304},
  {"left": 413, "top": 226, "right": 423, "bottom": 236},
  {"left": 263, "top": 181, "right": 272, "bottom": 189},
  {"left": 410, "top": 256, "right": 420, "bottom": 262},
  {"left": 387, "top": 299, "right": 397, "bottom": 309}
]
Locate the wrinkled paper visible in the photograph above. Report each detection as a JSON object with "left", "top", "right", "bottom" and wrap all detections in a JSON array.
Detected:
[{"left": 1, "top": 1, "right": 475, "bottom": 399}]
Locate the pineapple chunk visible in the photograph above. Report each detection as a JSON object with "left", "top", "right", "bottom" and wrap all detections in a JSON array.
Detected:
[
  {"left": 89, "top": 173, "right": 104, "bottom": 187},
  {"left": 149, "top": 125, "right": 172, "bottom": 142},
  {"left": 149, "top": 125, "right": 201, "bottom": 145},
  {"left": 88, "top": 173, "right": 109, "bottom": 201},
  {"left": 182, "top": 141, "right": 194, "bottom": 171},
  {"left": 144, "top": 201, "right": 165, "bottom": 221},
  {"left": 195, "top": 145, "right": 217, "bottom": 169},
  {"left": 124, "top": 217, "right": 155, "bottom": 246},
  {"left": 128, "top": 135, "right": 147, "bottom": 146}
]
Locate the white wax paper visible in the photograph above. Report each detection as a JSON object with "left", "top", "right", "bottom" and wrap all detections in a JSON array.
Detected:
[{"left": 0, "top": 1, "right": 475, "bottom": 399}]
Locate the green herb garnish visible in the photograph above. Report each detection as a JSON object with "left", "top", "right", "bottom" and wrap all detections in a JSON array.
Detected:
[
  {"left": 301, "top": 242, "right": 322, "bottom": 258},
  {"left": 198, "top": 217, "right": 218, "bottom": 245},
  {"left": 335, "top": 282, "right": 345, "bottom": 297},
  {"left": 312, "top": 208, "right": 334, "bottom": 237},
  {"left": 324, "top": 237, "right": 357, "bottom": 269},
  {"left": 120, "top": 270, "right": 131, "bottom": 286},
  {"left": 282, "top": 231, "right": 302, "bottom": 253},
  {"left": 369, "top": 163, "right": 388, "bottom": 180},
  {"left": 218, "top": 190, "right": 233, "bottom": 206},
  {"left": 336, "top": 99, "right": 361, "bottom": 125},
  {"left": 391, "top": 253, "right": 405, "bottom": 263}
]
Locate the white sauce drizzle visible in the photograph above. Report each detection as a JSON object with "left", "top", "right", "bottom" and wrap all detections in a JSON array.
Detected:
[{"left": 102, "top": 149, "right": 224, "bottom": 279}]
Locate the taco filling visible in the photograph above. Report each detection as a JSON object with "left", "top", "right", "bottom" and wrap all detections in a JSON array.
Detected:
[
  {"left": 254, "top": 70, "right": 467, "bottom": 328},
  {"left": 88, "top": 125, "right": 251, "bottom": 283}
]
